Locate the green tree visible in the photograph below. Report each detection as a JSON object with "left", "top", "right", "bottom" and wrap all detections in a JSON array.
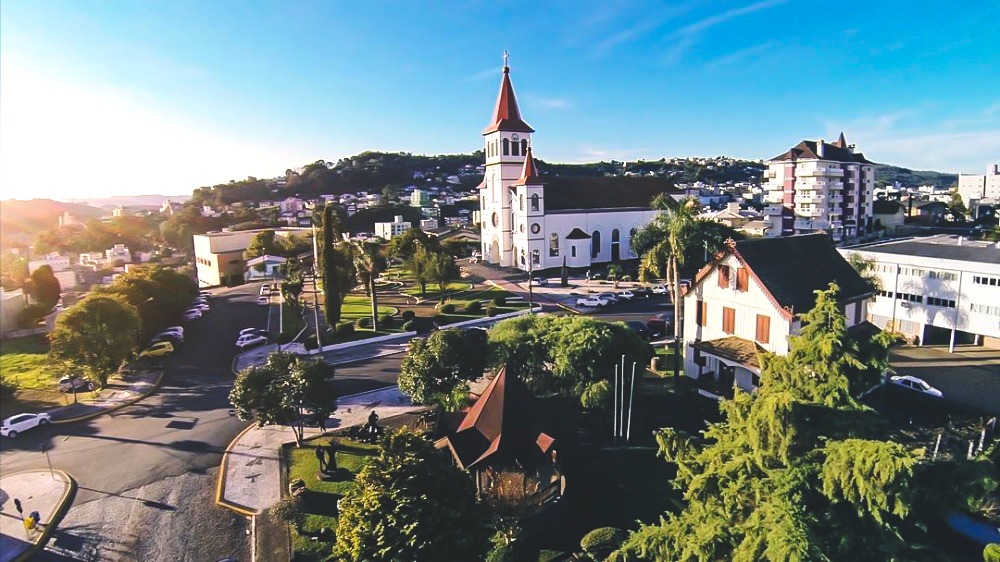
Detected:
[
  {"left": 948, "top": 191, "right": 968, "bottom": 222},
  {"left": 49, "top": 295, "right": 141, "bottom": 388},
  {"left": 229, "top": 352, "right": 337, "bottom": 446},
  {"left": 29, "top": 264, "right": 61, "bottom": 308},
  {"left": 611, "top": 285, "right": 996, "bottom": 562},
  {"left": 607, "top": 263, "right": 623, "bottom": 288},
  {"left": 321, "top": 205, "right": 355, "bottom": 327},
  {"left": 386, "top": 227, "right": 435, "bottom": 261},
  {"left": 335, "top": 429, "right": 489, "bottom": 562},
  {"left": 352, "top": 240, "right": 388, "bottom": 330},
  {"left": 845, "top": 252, "right": 883, "bottom": 293},
  {"left": 97, "top": 265, "right": 197, "bottom": 340},
  {"left": 399, "top": 328, "right": 490, "bottom": 406},
  {"left": 407, "top": 243, "right": 434, "bottom": 297},
  {"left": 426, "top": 250, "right": 460, "bottom": 304},
  {"left": 244, "top": 230, "right": 280, "bottom": 260}
]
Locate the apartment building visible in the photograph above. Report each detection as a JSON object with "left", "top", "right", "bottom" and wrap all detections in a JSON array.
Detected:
[
  {"left": 957, "top": 164, "right": 1000, "bottom": 216},
  {"left": 374, "top": 215, "right": 412, "bottom": 240},
  {"left": 763, "top": 133, "right": 876, "bottom": 241},
  {"left": 839, "top": 234, "right": 1000, "bottom": 350}
]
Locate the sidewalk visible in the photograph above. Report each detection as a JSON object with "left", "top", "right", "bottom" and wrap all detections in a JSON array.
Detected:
[
  {"left": 47, "top": 369, "right": 163, "bottom": 424},
  {"left": 0, "top": 470, "right": 77, "bottom": 562},
  {"left": 217, "top": 386, "right": 425, "bottom": 516}
]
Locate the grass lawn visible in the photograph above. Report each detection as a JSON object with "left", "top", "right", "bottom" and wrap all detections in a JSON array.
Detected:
[
  {"left": 339, "top": 295, "right": 397, "bottom": 321},
  {"left": 285, "top": 436, "right": 380, "bottom": 561},
  {"left": 0, "top": 335, "right": 57, "bottom": 390}
]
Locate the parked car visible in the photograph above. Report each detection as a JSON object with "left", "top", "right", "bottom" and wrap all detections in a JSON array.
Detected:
[
  {"left": 260, "top": 285, "right": 271, "bottom": 296},
  {"left": 530, "top": 277, "right": 548, "bottom": 286},
  {"left": 651, "top": 285, "right": 668, "bottom": 295},
  {"left": 889, "top": 375, "right": 943, "bottom": 398},
  {"left": 154, "top": 328, "right": 184, "bottom": 339},
  {"left": 624, "top": 321, "right": 652, "bottom": 340},
  {"left": 139, "top": 341, "right": 174, "bottom": 358},
  {"left": 646, "top": 311, "right": 675, "bottom": 336},
  {"left": 198, "top": 291, "right": 212, "bottom": 300},
  {"left": 152, "top": 333, "right": 183, "bottom": 345},
  {"left": 632, "top": 287, "right": 652, "bottom": 298},
  {"left": 235, "top": 334, "right": 268, "bottom": 349},
  {"left": 58, "top": 376, "right": 93, "bottom": 393},
  {"left": 162, "top": 326, "right": 184, "bottom": 335},
  {"left": 619, "top": 290, "right": 637, "bottom": 300},
  {"left": 1, "top": 413, "right": 52, "bottom": 438},
  {"left": 597, "top": 292, "right": 620, "bottom": 304},
  {"left": 576, "top": 296, "right": 609, "bottom": 308},
  {"left": 191, "top": 302, "right": 210, "bottom": 311},
  {"left": 183, "top": 309, "right": 202, "bottom": 320},
  {"left": 256, "top": 296, "right": 270, "bottom": 306},
  {"left": 239, "top": 327, "right": 269, "bottom": 337}
]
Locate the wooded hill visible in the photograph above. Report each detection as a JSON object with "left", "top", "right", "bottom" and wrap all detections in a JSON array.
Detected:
[{"left": 0, "top": 199, "right": 105, "bottom": 248}]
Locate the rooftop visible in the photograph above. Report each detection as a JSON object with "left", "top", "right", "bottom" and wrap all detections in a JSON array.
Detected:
[{"left": 848, "top": 235, "right": 1000, "bottom": 265}]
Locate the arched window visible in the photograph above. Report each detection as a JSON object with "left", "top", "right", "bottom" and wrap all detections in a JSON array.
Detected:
[
  {"left": 549, "top": 233, "right": 559, "bottom": 257},
  {"left": 519, "top": 195, "right": 524, "bottom": 211},
  {"left": 591, "top": 230, "right": 601, "bottom": 258},
  {"left": 521, "top": 139, "right": 528, "bottom": 154},
  {"left": 512, "top": 141, "right": 520, "bottom": 156},
  {"left": 611, "top": 229, "right": 620, "bottom": 243},
  {"left": 530, "top": 194, "right": 539, "bottom": 211},
  {"left": 502, "top": 138, "right": 510, "bottom": 156},
  {"left": 629, "top": 228, "right": 638, "bottom": 256}
]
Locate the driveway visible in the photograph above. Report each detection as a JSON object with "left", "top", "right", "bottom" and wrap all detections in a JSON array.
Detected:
[{"left": 888, "top": 345, "right": 1000, "bottom": 415}]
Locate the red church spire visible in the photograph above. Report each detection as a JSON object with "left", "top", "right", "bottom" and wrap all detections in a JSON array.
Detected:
[
  {"left": 483, "top": 53, "right": 534, "bottom": 135},
  {"left": 516, "top": 147, "right": 542, "bottom": 185}
]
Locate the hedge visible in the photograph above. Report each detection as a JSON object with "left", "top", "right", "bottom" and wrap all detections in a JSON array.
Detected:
[
  {"left": 379, "top": 314, "right": 394, "bottom": 328},
  {"left": 440, "top": 303, "right": 456, "bottom": 314},
  {"left": 335, "top": 322, "right": 355, "bottom": 336},
  {"left": 491, "top": 296, "right": 507, "bottom": 306},
  {"left": 355, "top": 317, "right": 373, "bottom": 329},
  {"left": 580, "top": 527, "right": 628, "bottom": 557},
  {"left": 486, "top": 306, "right": 498, "bottom": 317},
  {"left": 401, "top": 310, "right": 416, "bottom": 321},
  {"left": 402, "top": 320, "right": 416, "bottom": 332},
  {"left": 465, "top": 300, "right": 482, "bottom": 314}
]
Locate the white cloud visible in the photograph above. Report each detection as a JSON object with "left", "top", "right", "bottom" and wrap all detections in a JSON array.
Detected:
[
  {"left": 705, "top": 41, "right": 777, "bottom": 69},
  {"left": 0, "top": 54, "right": 308, "bottom": 200},
  {"left": 532, "top": 97, "right": 572, "bottom": 110},
  {"left": 661, "top": 0, "right": 790, "bottom": 63}
]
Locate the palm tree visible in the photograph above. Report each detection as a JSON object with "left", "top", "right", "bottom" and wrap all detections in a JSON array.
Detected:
[
  {"left": 426, "top": 250, "right": 460, "bottom": 305},
  {"left": 632, "top": 195, "right": 699, "bottom": 379},
  {"left": 351, "top": 241, "right": 387, "bottom": 331}
]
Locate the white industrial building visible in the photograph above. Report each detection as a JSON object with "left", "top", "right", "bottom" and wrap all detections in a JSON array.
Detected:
[
  {"left": 193, "top": 228, "right": 311, "bottom": 287},
  {"left": 374, "top": 215, "right": 412, "bottom": 240},
  {"left": 839, "top": 235, "right": 1000, "bottom": 350}
]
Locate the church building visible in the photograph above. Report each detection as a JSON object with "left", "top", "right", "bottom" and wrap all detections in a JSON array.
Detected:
[{"left": 478, "top": 59, "right": 676, "bottom": 271}]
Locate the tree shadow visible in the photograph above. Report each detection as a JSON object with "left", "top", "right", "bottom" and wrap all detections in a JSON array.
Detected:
[{"left": 301, "top": 489, "right": 341, "bottom": 518}]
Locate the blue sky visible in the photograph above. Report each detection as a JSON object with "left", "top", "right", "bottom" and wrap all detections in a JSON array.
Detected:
[{"left": 2, "top": 0, "right": 998, "bottom": 200}]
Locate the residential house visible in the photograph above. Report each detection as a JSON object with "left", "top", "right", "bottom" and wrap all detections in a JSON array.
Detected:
[
  {"left": 28, "top": 253, "right": 71, "bottom": 274},
  {"left": 105, "top": 244, "right": 132, "bottom": 263},
  {"left": 873, "top": 200, "right": 906, "bottom": 232},
  {"left": 683, "top": 234, "right": 873, "bottom": 393},
  {"left": 913, "top": 201, "right": 948, "bottom": 225},
  {"left": 246, "top": 255, "right": 287, "bottom": 281}
]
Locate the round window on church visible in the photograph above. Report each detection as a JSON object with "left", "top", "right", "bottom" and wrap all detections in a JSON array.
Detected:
[
  {"left": 531, "top": 223, "right": 540, "bottom": 234},
  {"left": 491, "top": 212, "right": 499, "bottom": 227}
]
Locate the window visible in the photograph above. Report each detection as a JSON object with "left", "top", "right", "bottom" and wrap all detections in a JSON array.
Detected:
[
  {"left": 571, "top": 246, "right": 577, "bottom": 258},
  {"left": 928, "top": 270, "right": 957, "bottom": 281},
  {"left": 591, "top": 231, "right": 601, "bottom": 258},
  {"left": 971, "top": 303, "right": 1000, "bottom": 316},
  {"left": 736, "top": 267, "right": 749, "bottom": 292},
  {"left": 973, "top": 275, "right": 1000, "bottom": 286},
  {"left": 521, "top": 139, "right": 528, "bottom": 154},
  {"left": 755, "top": 314, "right": 770, "bottom": 344},
  {"left": 511, "top": 140, "right": 520, "bottom": 156},
  {"left": 611, "top": 229, "right": 620, "bottom": 243},
  {"left": 722, "top": 307, "right": 735, "bottom": 334},
  {"left": 549, "top": 233, "right": 559, "bottom": 257},
  {"left": 718, "top": 265, "right": 731, "bottom": 288},
  {"left": 530, "top": 194, "right": 539, "bottom": 211},
  {"left": 519, "top": 195, "right": 524, "bottom": 211},
  {"left": 502, "top": 138, "right": 510, "bottom": 156},
  {"left": 696, "top": 300, "right": 706, "bottom": 327},
  {"left": 927, "top": 296, "right": 956, "bottom": 308}
]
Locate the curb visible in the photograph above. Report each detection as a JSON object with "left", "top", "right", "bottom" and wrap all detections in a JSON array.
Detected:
[
  {"left": 50, "top": 370, "right": 165, "bottom": 425},
  {"left": 215, "top": 422, "right": 262, "bottom": 517},
  {"left": 9, "top": 469, "right": 78, "bottom": 562}
]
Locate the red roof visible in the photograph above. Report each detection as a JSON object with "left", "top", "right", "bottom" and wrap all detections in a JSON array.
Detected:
[
  {"left": 515, "top": 147, "right": 543, "bottom": 185},
  {"left": 483, "top": 66, "right": 534, "bottom": 135}
]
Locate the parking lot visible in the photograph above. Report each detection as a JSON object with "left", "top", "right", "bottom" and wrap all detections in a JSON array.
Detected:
[{"left": 888, "top": 345, "right": 1000, "bottom": 415}]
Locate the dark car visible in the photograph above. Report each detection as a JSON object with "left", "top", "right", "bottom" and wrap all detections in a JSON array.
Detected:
[
  {"left": 646, "top": 311, "right": 674, "bottom": 337},
  {"left": 624, "top": 321, "right": 652, "bottom": 340},
  {"left": 632, "top": 287, "right": 652, "bottom": 298},
  {"left": 151, "top": 332, "right": 184, "bottom": 345}
]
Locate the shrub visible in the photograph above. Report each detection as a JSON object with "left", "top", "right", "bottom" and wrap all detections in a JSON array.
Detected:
[
  {"left": 0, "top": 377, "right": 16, "bottom": 404},
  {"left": 335, "top": 322, "right": 355, "bottom": 336},
  {"left": 276, "top": 332, "right": 294, "bottom": 345},
  {"left": 402, "top": 320, "right": 416, "bottom": 332},
  {"left": 580, "top": 527, "right": 628, "bottom": 558},
  {"left": 440, "top": 303, "right": 456, "bottom": 314},
  {"left": 355, "top": 317, "right": 373, "bottom": 329},
  {"left": 621, "top": 274, "right": 632, "bottom": 282},
  {"left": 491, "top": 296, "right": 507, "bottom": 307},
  {"left": 465, "top": 300, "right": 482, "bottom": 314},
  {"left": 486, "top": 305, "right": 498, "bottom": 317},
  {"left": 304, "top": 334, "right": 319, "bottom": 351},
  {"left": 379, "top": 314, "right": 394, "bottom": 328},
  {"left": 986, "top": 544, "right": 1000, "bottom": 562},
  {"left": 16, "top": 303, "right": 53, "bottom": 328},
  {"left": 270, "top": 495, "right": 304, "bottom": 528},
  {"left": 401, "top": 310, "right": 416, "bottom": 321},
  {"left": 432, "top": 314, "right": 446, "bottom": 326}
]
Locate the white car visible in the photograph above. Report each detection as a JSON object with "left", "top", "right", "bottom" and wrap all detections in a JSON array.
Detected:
[
  {"left": 183, "top": 309, "right": 202, "bottom": 320},
  {"left": 890, "top": 375, "right": 943, "bottom": 398},
  {"left": 530, "top": 277, "right": 548, "bottom": 286},
  {"left": 597, "top": 292, "right": 620, "bottom": 304},
  {"left": 235, "top": 334, "right": 268, "bottom": 348},
  {"left": 191, "top": 302, "right": 210, "bottom": 311},
  {"left": 259, "top": 285, "right": 271, "bottom": 296},
  {"left": 256, "top": 296, "right": 270, "bottom": 306},
  {"left": 576, "top": 296, "right": 610, "bottom": 308},
  {"left": 1, "top": 413, "right": 52, "bottom": 438},
  {"left": 651, "top": 285, "right": 668, "bottom": 295},
  {"left": 619, "top": 290, "right": 636, "bottom": 300},
  {"left": 240, "top": 327, "right": 268, "bottom": 337},
  {"left": 154, "top": 328, "right": 184, "bottom": 339}
]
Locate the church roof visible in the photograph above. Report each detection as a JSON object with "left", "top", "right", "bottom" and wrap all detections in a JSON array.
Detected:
[
  {"left": 483, "top": 66, "right": 534, "bottom": 135},
  {"left": 440, "top": 365, "right": 553, "bottom": 470},
  {"left": 543, "top": 176, "right": 678, "bottom": 212},
  {"left": 515, "top": 147, "right": 543, "bottom": 185}
]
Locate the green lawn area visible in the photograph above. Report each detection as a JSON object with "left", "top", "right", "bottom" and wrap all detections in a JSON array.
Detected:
[
  {"left": 285, "top": 436, "right": 380, "bottom": 561},
  {"left": 339, "top": 295, "right": 397, "bottom": 321},
  {"left": 0, "top": 335, "right": 58, "bottom": 390}
]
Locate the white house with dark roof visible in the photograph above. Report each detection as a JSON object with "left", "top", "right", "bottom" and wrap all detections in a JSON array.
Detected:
[
  {"left": 477, "top": 60, "right": 676, "bottom": 271},
  {"left": 683, "top": 234, "right": 874, "bottom": 393}
]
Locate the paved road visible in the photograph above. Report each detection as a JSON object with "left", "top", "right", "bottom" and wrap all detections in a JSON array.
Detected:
[{"left": 0, "top": 283, "right": 277, "bottom": 561}]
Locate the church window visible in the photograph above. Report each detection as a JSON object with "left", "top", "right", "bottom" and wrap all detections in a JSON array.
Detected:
[
  {"left": 521, "top": 139, "right": 528, "bottom": 154},
  {"left": 571, "top": 246, "right": 577, "bottom": 258},
  {"left": 531, "top": 223, "right": 540, "bottom": 234},
  {"left": 502, "top": 138, "right": 510, "bottom": 156},
  {"left": 591, "top": 231, "right": 601, "bottom": 258},
  {"left": 512, "top": 140, "right": 520, "bottom": 156},
  {"left": 530, "top": 194, "right": 539, "bottom": 211},
  {"left": 491, "top": 212, "right": 498, "bottom": 227},
  {"left": 611, "top": 229, "right": 620, "bottom": 243},
  {"left": 549, "top": 233, "right": 559, "bottom": 257},
  {"left": 520, "top": 223, "right": 525, "bottom": 233},
  {"left": 520, "top": 195, "right": 524, "bottom": 211}
]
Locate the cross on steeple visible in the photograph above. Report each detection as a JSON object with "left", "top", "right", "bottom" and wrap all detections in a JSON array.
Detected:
[{"left": 503, "top": 50, "right": 509, "bottom": 69}]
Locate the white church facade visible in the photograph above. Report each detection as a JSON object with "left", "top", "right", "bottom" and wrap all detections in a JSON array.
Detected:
[{"left": 478, "top": 61, "right": 674, "bottom": 272}]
